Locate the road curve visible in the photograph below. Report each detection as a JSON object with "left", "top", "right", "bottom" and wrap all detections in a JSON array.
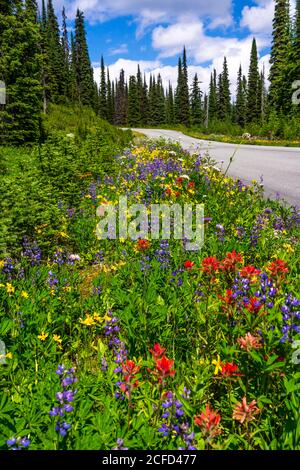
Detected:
[{"left": 131, "top": 128, "right": 300, "bottom": 207}]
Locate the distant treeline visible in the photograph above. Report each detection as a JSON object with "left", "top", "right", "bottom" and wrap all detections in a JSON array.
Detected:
[{"left": 0, "top": 1, "right": 299, "bottom": 143}]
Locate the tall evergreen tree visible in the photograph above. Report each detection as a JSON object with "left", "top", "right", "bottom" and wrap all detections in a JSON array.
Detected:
[
  {"left": 99, "top": 56, "right": 107, "bottom": 119},
  {"left": 208, "top": 69, "right": 217, "bottom": 123},
  {"left": 190, "top": 73, "right": 203, "bottom": 126},
  {"left": 246, "top": 38, "right": 260, "bottom": 122},
  {"left": 106, "top": 68, "right": 114, "bottom": 124},
  {"left": 269, "top": 0, "right": 291, "bottom": 112},
  {"left": 0, "top": 2, "right": 42, "bottom": 143},
  {"left": 45, "top": 0, "right": 65, "bottom": 101},
  {"left": 115, "top": 69, "right": 127, "bottom": 125},
  {"left": 61, "top": 6, "right": 70, "bottom": 97},
  {"left": 166, "top": 82, "right": 175, "bottom": 125},
  {"left": 217, "top": 57, "right": 231, "bottom": 120},
  {"left": 141, "top": 74, "right": 149, "bottom": 125},
  {"left": 180, "top": 47, "right": 190, "bottom": 126},
  {"left": 74, "top": 9, "right": 94, "bottom": 106},
  {"left": 128, "top": 75, "right": 139, "bottom": 126},
  {"left": 174, "top": 57, "right": 182, "bottom": 124},
  {"left": 236, "top": 65, "right": 246, "bottom": 127}
]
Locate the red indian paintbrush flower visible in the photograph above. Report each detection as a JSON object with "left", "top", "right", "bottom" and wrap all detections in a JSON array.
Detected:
[
  {"left": 220, "top": 251, "right": 243, "bottom": 272},
  {"left": 219, "top": 289, "right": 234, "bottom": 306},
  {"left": 237, "top": 332, "right": 262, "bottom": 352},
  {"left": 122, "top": 360, "right": 140, "bottom": 382},
  {"left": 194, "top": 405, "right": 221, "bottom": 438},
  {"left": 232, "top": 397, "right": 260, "bottom": 424},
  {"left": 155, "top": 355, "right": 176, "bottom": 379},
  {"left": 149, "top": 343, "right": 166, "bottom": 359},
  {"left": 244, "top": 297, "right": 263, "bottom": 314},
  {"left": 221, "top": 362, "right": 240, "bottom": 377},
  {"left": 184, "top": 260, "right": 195, "bottom": 270},
  {"left": 267, "top": 259, "right": 289, "bottom": 278},
  {"left": 136, "top": 239, "right": 150, "bottom": 250},
  {"left": 240, "top": 265, "right": 261, "bottom": 280},
  {"left": 187, "top": 182, "right": 195, "bottom": 189},
  {"left": 202, "top": 256, "right": 220, "bottom": 275}
]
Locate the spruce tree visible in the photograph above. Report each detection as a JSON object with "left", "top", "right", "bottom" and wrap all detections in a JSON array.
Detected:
[
  {"left": 99, "top": 56, "right": 107, "bottom": 119},
  {"left": 190, "top": 74, "right": 203, "bottom": 126},
  {"left": 74, "top": 9, "right": 94, "bottom": 106},
  {"left": 141, "top": 74, "right": 149, "bottom": 125},
  {"left": 115, "top": 69, "right": 127, "bottom": 125},
  {"left": 246, "top": 38, "right": 260, "bottom": 123},
  {"left": 106, "top": 68, "right": 114, "bottom": 124},
  {"left": 217, "top": 57, "right": 231, "bottom": 120},
  {"left": 61, "top": 6, "right": 70, "bottom": 98},
  {"left": 0, "top": 2, "right": 42, "bottom": 143},
  {"left": 269, "top": 0, "right": 291, "bottom": 113},
  {"left": 128, "top": 75, "right": 139, "bottom": 126},
  {"left": 180, "top": 47, "right": 190, "bottom": 126},
  {"left": 45, "top": 0, "right": 65, "bottom": 101},
  {"left": 236, "top": 65, "right": 246, "bottom": 127},
  {"left": 208, "top": 69, "right": 217, "bottom": 123},
  {"left": 166, "top": 82, "right": 175, "bottom": 125},
  {"left": 290, "top": 0, "right": 300, "bottom": 114},
  {"left": 174, "top": 57, "right": 182, "bottom": 124}
]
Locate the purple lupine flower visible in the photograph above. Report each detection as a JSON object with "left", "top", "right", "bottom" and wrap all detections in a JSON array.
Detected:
[{"left": 50, "top": 365, "right": 77, "bottom": 437}]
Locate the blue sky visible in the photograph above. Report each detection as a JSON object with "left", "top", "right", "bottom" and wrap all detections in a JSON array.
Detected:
[{"left": 49, "top": 1, "right": 295, "bottom": 93}]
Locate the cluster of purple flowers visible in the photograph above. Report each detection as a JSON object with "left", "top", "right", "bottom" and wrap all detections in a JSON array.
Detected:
[
  {"left": 170, "top": 268, "right": 184, "bottom": 287},
  {"left": 94, "top": 251, "right": 104, "bottom": 264},
  {"left": 47, "top": 270, "right": 59, "bottom": 290},
  {"left": 88, "top": 181, "right": 97, "bottom": 200},
  {"left": 6, "top": 436, "right": 30, "bottom": 450},
  {"left": 232, "top": 275, "right": 251, "bottom": 307},
  {"left": 250, "top": 209, "right": 271, "bottom": 247},
  {"left": 215, "top": 224, "right": 225, "bottom": 242},
  {"left": 140, "top": 255, "right": 151, "bottom": 273},
  {"left": 49, "top": 365, "right": 77, "bottom": 437},
  {"left": 21, "top": 237, "right": 42, "bottom": 266},
  {"left": 0, "top": 257, "right": 24, "bottom": 280},
  {"left": 51, "top": 251, "right": 81, "bottom": 266},
  {"left": 280, "top": 294, "right": 300, "bottom": 343},
  {"left": 158, "top": 389, "right": 197, "bottom": 450},
  {"left": 154, "top": 240, "right": 171, "bottom": 270},
  {"left": 254, "top": 273, "right": 277, "bottom": 310},
  {"left": 113, "top": 438, "right": 128, "bottom": 450},
  {"left": 103, "top": 315, "right": 128, "bottom": 400}
]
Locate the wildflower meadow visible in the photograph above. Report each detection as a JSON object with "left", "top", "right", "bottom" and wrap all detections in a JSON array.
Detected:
[{"left": 0, "top": 137, "right": 300, "bottom": 451}]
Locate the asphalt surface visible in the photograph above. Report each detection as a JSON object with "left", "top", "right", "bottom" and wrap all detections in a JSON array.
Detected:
[{"left": 132, "top": 128, "right": 300, "bottom": 207}]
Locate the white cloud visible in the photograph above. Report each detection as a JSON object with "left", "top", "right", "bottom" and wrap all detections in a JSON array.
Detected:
[
  {"left": 109, "top": 43, "right": 129, "bottom": 55},
  {"left": 53, "top": 0, "right": 233, "bottom": 32},
  {"left": 240, "top": 0, "right": 274, "bottom": 36}
]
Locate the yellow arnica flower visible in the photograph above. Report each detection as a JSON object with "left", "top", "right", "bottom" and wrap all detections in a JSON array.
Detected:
[
  {"left": 21, "top": 291, "right": 29, "bottom": 299},
  {"left": 38, "top": 332, "right": 49, "bottom": 341},
  {"left": 6, "top": 352, "right": 13, "bottom": 359},
  {"left": 212, "top": 355, "right": 223, "bottom": 375},
  {"left": 0, "top": 260, "right": 5, "bottom": 269},
  {"left": 283, "top": 243, "right": 294, "bottom": 254},
  {"left": 53, "top": 334, "right": 62, "bottom": 344},
  {"left": 6, "top": 283, "right": 15, "bottom": 294},
  {"left": 79, "top": 315, "right": 95, "bottom": 326}
]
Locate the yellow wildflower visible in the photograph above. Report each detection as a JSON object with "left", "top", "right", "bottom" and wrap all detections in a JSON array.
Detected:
[
  {"left": 38, "top": 332, "right": 49, "bottom": 341},
  {"left": 0, "top": 260, "right": 5, "bottom": 269},
  {"left": 283, "top": 243, "right": 294, "bottom": 254},
  {"left": 21, "top": 291, "right": 29, "bottom": 299},
  {"left": 53, "top": 334, "right": 62, "bottom": 344},
  {"left": 79, "top": 314, "right": 95, "bottom": 326},
  {"left": 6, "top": 283, "right": 15, "bottom": 294},
  {"left": 212, "top": 355, "right": 223, "bottom": 375},
  {"left": 6, "top": 352, "right": 13, "bottom": 359}
]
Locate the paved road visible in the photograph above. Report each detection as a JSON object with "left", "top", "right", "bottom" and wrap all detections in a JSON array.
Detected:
[{"left": 132, "top": 128, "right": 300, "bottom": 207}]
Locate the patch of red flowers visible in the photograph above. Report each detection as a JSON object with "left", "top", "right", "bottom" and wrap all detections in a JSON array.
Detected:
[
  {"left": 202, "top": 256, "right": 220, "bottom": 275},
  {"left": 188, "top": 182, "right": 195, "bottom": 189},
  {"left": 155, "top": 355, "right": 176, "bottom": 380},
  {"left": 240, "top": 265, "right": 261, "bottom": 280},
  {"left": 220, "top": 251, "right": 243, "bottom": 272},
  {"left": 267, "top": 259, "right": 289, "bottom": 278},
  {"left": 244, "top": 297, "right": 263, "bottom": 314},
  {"left": 136, "top": 239, "right": 151, "bottom": 250},
  {"left": 221, "top": 362, "right": 240, "bottom": 377},
  {"left": 219, "top": 289, "right": 234, "bottom": 306},
  {"left": 184, "top": 260, "right": 195, "bottom": 270},
  {"left": 149, "top": 343, "right": 166, "bottom": 359},
  {"left": 194, "top": 405, "right": 221, "bottom": 438}
]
